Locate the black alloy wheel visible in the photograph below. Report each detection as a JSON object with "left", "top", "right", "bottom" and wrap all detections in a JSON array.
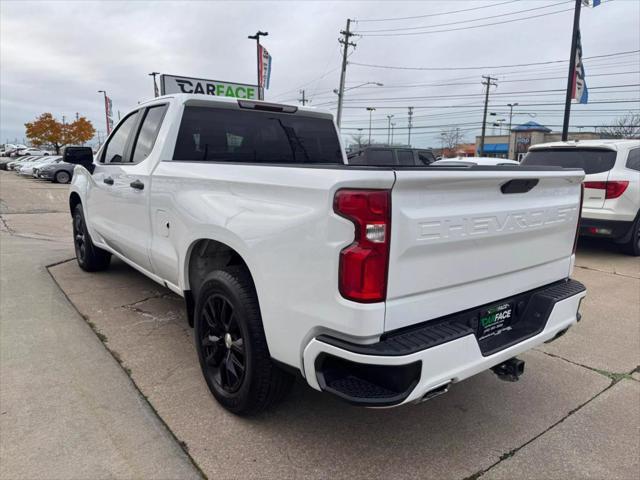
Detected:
[
  {"left": 72, "top": 204, "right": 111, "bottom": 271},
  {"left": 194, "top": 267, "right": 293, "bottom": 415},
  {"left": 73, "top": 210, "right": 87, "bottom": 263},
  {"left": 199, "top": 293, "right": 246, "bottom": 393}
]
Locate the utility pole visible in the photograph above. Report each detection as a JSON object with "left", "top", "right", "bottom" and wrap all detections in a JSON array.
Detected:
[
  {"left": 386, "top": 115, "right": 394, "bottom": 144},
  {"left": 562, "top": 0, "right": 583, "bottom": 141},
  {"left": 98, "top": 90, "right": 110, "bottom": 135},
  {"left": 479, "top": 75, "right": 498, "bottom": 156},
  {"left": 407, "top": 107, "right": 414, "bottom": 147},
  {"left": 75, "top": 112, "right": 79, "bottom": 121},
  {"left": 336, "top": 19, "right": 357, "bottom": 128},
  {"left": 366, "top": 107, "right": 376, "bottom": 145},
  {"left": 149, "top": 72, "right": 160, "bottom": 97},
  {"left": 507, "top": 102, "right": 518, "bottom": 159},
  {"left": 248, "top": 31, "right": 269, "bottom": 100},
  {"left": 298, "top": 89, "right": 309, "bottom": 105}
]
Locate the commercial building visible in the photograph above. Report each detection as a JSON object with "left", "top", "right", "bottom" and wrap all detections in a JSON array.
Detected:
[{"left": 476, "top": 121, "right": 600, "bottom": 160}]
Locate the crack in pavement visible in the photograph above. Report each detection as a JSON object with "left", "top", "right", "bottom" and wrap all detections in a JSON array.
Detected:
[
  {"left": 463, "top": 378, "right": 618, "bottom": 480},
  {"left": 537, "top": 349, "right": 639, "bottom": 382},
  {"left": 464, "top": 352, "right": 639, "bottom": 480},
  {"left": 575, "top": 264, "right": 640, "bottom": 280},
  {"left": 43, "top": 262, "right": 206, "bottom": 479}
]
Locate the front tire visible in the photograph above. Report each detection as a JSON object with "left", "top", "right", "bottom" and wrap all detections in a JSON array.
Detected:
[
  {"left": 72, "top": 204, "right": 111, "bottom": 271},
  {"left": 194, "top": 267, "right": 293, "bottom": 415}
]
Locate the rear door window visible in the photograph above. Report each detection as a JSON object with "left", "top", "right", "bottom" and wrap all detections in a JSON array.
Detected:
[
  {"left": 626, "top": 148, "right": 640, "bottom": 171},
  {"left": 173, "top": 106, "right": 342, "bottom": 164},
  {"left": 522, "top": 148, "right": 616, "bottom": 174},
  {"left": 396, "top": 150, "right": 415, "bottom": 165}
]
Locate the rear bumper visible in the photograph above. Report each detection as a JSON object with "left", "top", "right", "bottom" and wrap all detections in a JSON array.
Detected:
[
  {"left": 579, "top": 217, "right": 634, "bottom": 240},
  {"left": 303, "top": 279, "right": 586, "bottom": 407}
]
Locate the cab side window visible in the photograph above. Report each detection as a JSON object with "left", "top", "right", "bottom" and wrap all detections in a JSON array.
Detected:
[
  {"left": 102, "top": 112, "right": 139, "bottom": 164},
  {"left": 396, "top": 150, "right": 414, "bottom": 165},
  {"left": 367, "top": 149, "right": 394, "bottom": 165},
  {"left": 418, "top": 150, "right": 436, "bottom": 165},
  {"left": 131, "top": 105, "right": 168, "bottom": 164}
]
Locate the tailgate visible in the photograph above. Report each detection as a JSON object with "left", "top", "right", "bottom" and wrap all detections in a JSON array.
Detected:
[{"left": 385, "top": 168, "right": 584, "bottom": 332}]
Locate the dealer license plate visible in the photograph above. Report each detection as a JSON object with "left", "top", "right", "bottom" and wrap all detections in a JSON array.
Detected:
[{"left": 478, "top": 302, "right": 514, "bottom": 340}]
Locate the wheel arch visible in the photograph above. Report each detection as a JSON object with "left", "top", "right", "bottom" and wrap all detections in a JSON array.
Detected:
[
  {"left": 69, "top": 191, "right": 81, "bottom": 217},
  {"left": 183, "top": 238, "right": 258, "bottom": 327}
]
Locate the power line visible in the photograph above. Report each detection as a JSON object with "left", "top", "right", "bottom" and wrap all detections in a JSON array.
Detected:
[
  {"left": 355, "top": 0, "right": 519, "bottom": 23},
  {"left": 341, "top": 99, "right": 640, "bottom": 109},
  {"left": 311, "top": 84, "right": 640, "bottom": 106},
  {"left": 357, "top": 7, "right": 576, "bottom": 37},
  {"left": 354, "top": 1, "right": 571, "bottom": 33},
  {"left": 349, "top": 49, "right": 639, "bottom": 72}
]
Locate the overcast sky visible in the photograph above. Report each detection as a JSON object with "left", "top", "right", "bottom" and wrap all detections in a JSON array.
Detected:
[{"left": 1, "top": 0, "right": 639, "bottom": 148}]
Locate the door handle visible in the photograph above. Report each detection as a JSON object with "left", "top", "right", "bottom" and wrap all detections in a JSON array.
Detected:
[
  {"left": 130, "top": 179, "right": 144, "bottom": 190},
  {"left": 103, "top": 176, "right": 114, "bottom": 185}
]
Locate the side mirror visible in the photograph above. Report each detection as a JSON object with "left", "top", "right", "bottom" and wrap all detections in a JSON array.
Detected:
[{"left": 63, "top": 146, "right": 94, "bottom": 173}]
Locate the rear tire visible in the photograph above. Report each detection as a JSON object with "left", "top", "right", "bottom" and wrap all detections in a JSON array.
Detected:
[
  {"left": 194, "top": 266, "right": 293, "bottom": 415},
  {"left": 55, "top": 171, "right": 71, "bottom": 184},
  {"left": 72, "top": 204, "right": 111, "bottom": 271},
  {"left": 621, "top": 217, "right": 640, "bottom": 256}
]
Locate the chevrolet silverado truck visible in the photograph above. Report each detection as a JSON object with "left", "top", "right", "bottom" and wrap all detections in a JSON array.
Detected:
[{"left": 65, "top": 94, "right": 586, "bottom": 415}]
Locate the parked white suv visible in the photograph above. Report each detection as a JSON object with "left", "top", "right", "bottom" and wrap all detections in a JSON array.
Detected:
[
  {"left": 523, "top": 140, "right": 640, "bottom": 255},
  {"left": 64, "top": 94, "right": 586, "bottom": 415}
]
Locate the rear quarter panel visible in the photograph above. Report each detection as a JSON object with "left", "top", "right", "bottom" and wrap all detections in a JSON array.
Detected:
[{"left": 149, "top": 162, "right": 395, "bottom": 369}]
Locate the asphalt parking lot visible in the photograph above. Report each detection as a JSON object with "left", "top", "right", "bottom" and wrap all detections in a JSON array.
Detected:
[{"left": 1, "top": 171, "right": 638, "bottom": 480}]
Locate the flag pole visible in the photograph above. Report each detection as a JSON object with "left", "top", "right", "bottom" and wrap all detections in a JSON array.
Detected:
[
  {"left": 562, "top": 0, "right": 583, "bottom": 141},
  {"left": 248, "top": 31, "right": 268, "bottom": 100}
]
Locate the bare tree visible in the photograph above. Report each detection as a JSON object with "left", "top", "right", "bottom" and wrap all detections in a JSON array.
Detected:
[
  {"left": 350, "top": 133, "right": 367, "bottom": 149},
  {"left": 599, "top": 113, "right": 640, "bottom": 139},
  {"left": 439, "top": 127, "right": 466, "bottom": 153}
]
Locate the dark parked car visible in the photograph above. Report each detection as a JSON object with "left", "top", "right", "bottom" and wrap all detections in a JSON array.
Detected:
[
  {"left": 36, "top": 160, "right": 74, "bottom": 183},
  {"left": 347, "top": 146, "right": 437, "bottom": 166}
]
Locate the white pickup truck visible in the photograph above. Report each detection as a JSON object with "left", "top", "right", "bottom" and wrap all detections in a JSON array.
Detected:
[{"left": 65, "top": 94, "right": 586, "bottom": 415}]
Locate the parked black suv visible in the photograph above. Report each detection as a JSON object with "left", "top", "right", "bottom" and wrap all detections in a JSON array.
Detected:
[{"left": 347, "top": 146, "right": 436, "bottom": 166}]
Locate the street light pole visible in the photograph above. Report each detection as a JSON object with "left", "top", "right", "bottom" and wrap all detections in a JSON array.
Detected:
[
  {"left": 366, "top": 107, "right": 376, "bottom": 145},
  {"left": 248, "top": 31, "right": 269, "bottom": 100},
  {"left": 391, "top": 122, "right": 396, "bottom": 145},
  {"left": 386, "top": 115, "right": 394, "bottom": 144},
  {"left": 149, "top": 72, "right": 160, "bottom": 97}
]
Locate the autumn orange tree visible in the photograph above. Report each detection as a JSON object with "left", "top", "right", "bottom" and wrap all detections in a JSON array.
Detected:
[{"left": 25, "top": 113, "right": 95, "bottom": 154}]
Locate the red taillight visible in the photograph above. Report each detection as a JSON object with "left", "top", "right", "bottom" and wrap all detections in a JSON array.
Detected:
[
  {"left": 584, "top": 180, "right": 629, "bottom": 199},
  {"left": 573, "top": 183, "right": 584, "bottom": 254},
  {"left": 334, "top": 189, "right": 391, "bottom": 303}
]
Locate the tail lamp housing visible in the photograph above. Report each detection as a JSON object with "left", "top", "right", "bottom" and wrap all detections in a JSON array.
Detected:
[
  {"left": 334, "top": 189, "right": 391, "bottom": 303},
  {"left": 584, "top": 180, "right": 629, "bottom": 199}
]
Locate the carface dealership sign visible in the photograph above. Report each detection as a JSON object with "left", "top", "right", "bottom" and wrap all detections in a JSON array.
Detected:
[{"left": 160, "top": 74, "right": 258, "bottom": 99}]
